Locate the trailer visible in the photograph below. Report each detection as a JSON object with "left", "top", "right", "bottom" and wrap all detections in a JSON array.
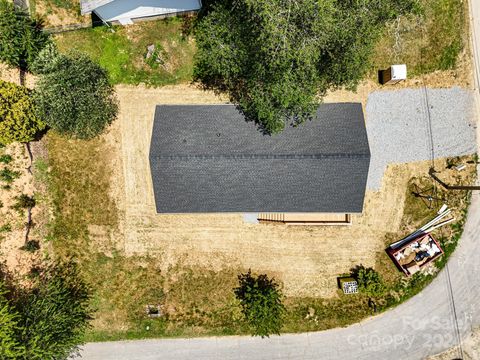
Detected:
[{"left": 387, "top": 233, "right": 444, "bottom": 276}]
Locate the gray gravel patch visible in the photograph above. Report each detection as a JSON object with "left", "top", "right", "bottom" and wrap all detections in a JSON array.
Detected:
[{"left": 366, "top": 87, "right": 477, "bottom": 190}]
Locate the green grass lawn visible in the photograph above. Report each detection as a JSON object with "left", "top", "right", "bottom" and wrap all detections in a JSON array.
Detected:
[
  {"left": 54, "top": 17, "right": 196, "bottom": 86},
  {"left": 372, "top": 0, "right": 468, "bottom": 76}
]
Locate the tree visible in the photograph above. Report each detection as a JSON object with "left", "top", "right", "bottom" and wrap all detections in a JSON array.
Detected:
[
  {"left": 0, "top": 260, "right": 92, "bottom": 360},
  {"left": 0, "top": 0, "right": 50, "bottom": 70},
  {"left": 0, "top": 285, "right": 24, "bottom": 359},
  {"left": 0, "top": 80, "right": 45, "bottom": 145},
  {"left": 234, "top": 270, "right": 285, "bottom": 337},
  {"left": 194, "top": 0, "right": 420, "bottom": 133},
  {"left": 33, "top": 47, "right": 118, "bottom": 139},
  {"left": 351, "top": 265, "right": 385, "bottom": 297}
]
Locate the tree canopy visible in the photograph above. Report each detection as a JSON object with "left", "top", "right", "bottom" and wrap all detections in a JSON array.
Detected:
[
  {"left": 234, "top": 270, "right": 285, "bottom": 337},
  {"left": 352, "top": 265, "right": 385, "bottom": 297},
  {"left": 0, "top": 80, "right": 45, "bottom": 145},
  {"left": 0, "top": 260, "right": 92, "bottom": 360},
  {"left": 0, "top": 0, "right": 50, "bottom": 70},
  {"left": 194, "top": 0, "right": 420, "bottom": 133},
  {"left": 0, "top": 285, "right": 23, "bottom": 359},
  {"left": 33, "top": 46, "right": 118, "bottom": 139}
]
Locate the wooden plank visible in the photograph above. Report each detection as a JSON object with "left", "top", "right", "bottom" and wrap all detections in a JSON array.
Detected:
[{"left": 257, "top": 213, "right": 351, "bottom": 225}]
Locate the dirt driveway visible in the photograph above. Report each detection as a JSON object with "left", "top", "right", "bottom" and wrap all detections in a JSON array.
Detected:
[{"left": 109, "top": 83, "right": 440, "bottom": 298}]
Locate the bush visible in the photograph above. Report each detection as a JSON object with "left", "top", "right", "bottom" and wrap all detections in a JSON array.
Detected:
[
  {"left": 234, "top": 270, "right": 285, "bottom": 337},
  {"left": 0, "top": 0, "right": 50, "bottom": 70},
  {"left": 33, "top": 47, "right": 118, "bottom": 139},
  {"left": 351, "top": 266, "right": 385, "bottom": 297},
  {"left": 0, "top": 81, "right": 46, "bottom": 145},
  {"left": 13, "top": 194, "right": 35, "bottom": 210},
  {"left": 20, "top": 240, "right": 40, "bottom": 253},
  {"left": 0, "top": 154, "right": 12, "bottom": 164},
  {"left": 0, "top": 168, "right": 20, "bottom": 183}
]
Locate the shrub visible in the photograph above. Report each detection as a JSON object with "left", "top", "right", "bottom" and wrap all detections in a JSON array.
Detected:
[
  {"left": 20, "top": 240, "right": 40, "bottom": 253},
  {"left": 0, "top": 154, "right": 12, "bottom": 164},
  {"left": 0, "top": 168, "right": 20, "bottom": 183},
  {"left": 0, "top": 80, "right": 46, "bottom": 145},
  {"left": 13, "top": 194, "right": 35, "bottom": 211},
  {"left": 351, "top": 266, "right": 385, "bottom": 297},
  {"left": 33, "top": 47, "right": 118, "bottom": 139},
  {"left": 234, "top": 270, "right": 285, "bottom": 337},
  {"left": 0, "top": 0, "right": 50, "bottom": 70}
]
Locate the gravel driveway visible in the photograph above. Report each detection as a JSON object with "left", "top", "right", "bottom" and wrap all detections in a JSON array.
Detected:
[{"left": 366, "top": 87, "right": 477, "bottom": 189}]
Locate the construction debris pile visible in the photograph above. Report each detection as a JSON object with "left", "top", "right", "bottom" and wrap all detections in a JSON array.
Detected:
[
  {"left": 391, "top": 234, "right": 442, "bottom": 275},
  {"left": 387, "top": 205, "right": 453, "bottom": 276}
]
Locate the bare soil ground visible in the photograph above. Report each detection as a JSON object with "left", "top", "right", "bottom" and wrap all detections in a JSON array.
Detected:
[
  {"left": 33, "top": 1, "right": 90, "bottom": 28},
  {"left": 111, "top": 84, "right": 460, "bottom": 298},
  {"left": 0, "top": 142, "right": 47, "bottom": 276},
  {"left": 0, "top": 67, "right": 45, "bottom": 278},
  {"left": 0, "top": 64, "right": 35, "bottom": 88}
]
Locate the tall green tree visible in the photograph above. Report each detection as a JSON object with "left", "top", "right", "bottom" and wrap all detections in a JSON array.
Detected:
[
  {"left": 0, "top": 260, "right": 92, "bottom": 360},
  {"left": 194, "top": 0, "right": 420, "bottom": 133},
  {"left": 33, "top": 46, "right": 118, "bottom": 139},
  {"left": 0, "top": 80, "right": 45, "bottom": 145},
  {"left": 0, "top": 0, "right": 50, "bottom": 70},
  {"left": 0, "top": 284, "right": 24, "bottom": 359},
  {"left": 234, "top": 270, "right": 285, "bottom": 337}
]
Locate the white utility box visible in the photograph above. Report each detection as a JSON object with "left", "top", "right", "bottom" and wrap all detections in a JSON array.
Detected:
[{"left": 381, "top": 64, "right": 407, "bottom": 85}]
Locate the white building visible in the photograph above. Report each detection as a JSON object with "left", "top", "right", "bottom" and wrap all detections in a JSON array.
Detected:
[{"left": 80, "top": 0, "right": 202, "bottom": 25}]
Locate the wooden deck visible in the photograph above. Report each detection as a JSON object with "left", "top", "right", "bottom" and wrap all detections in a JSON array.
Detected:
[{"left": 257, "top": 213, "right": 352, "bottom": 226}]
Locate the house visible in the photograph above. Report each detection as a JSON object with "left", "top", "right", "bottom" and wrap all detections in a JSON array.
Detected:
[
  {"left": 149, "top": 104, "right": 371, "bottom": 224},
  {"left": 80, "top": 0, "right": 202, "bottom": 25}
]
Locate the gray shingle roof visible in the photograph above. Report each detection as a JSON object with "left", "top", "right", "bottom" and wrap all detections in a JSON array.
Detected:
[{"left": 149, "top": 104, "right": 370, "bottom": 213}]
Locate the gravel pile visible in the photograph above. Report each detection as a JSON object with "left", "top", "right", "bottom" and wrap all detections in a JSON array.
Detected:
[{"left": 365, "top": 87, "right": 477, "bottom": 190}]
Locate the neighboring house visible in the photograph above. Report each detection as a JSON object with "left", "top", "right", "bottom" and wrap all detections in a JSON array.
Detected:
[
  {"left": 149, "top": 104, "right": 371, "bottom": 225},
  {"left": 80, "top": 0, "right": 202, "bottom": 25}
]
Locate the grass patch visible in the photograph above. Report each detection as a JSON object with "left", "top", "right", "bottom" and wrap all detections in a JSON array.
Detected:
[
  {"left": 372, "top": 0, "right": 468, "bottom": 76},
  {"left": 374, "top": 156, "right": 475, "bottom": 308},
  {"left": 30, "top": 0, "right": 81, "bottom": 20},
  {"left": 46, "top": 132, "right": 117, "bottom": 258},
  {"left": 0, "top": 224, "right": 11, "bottom": 232},
  {"left": 54, "top": 18, "right": 196, "bottom": 86}
]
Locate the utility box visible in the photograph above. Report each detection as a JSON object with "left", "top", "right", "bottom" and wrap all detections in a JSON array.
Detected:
[
  {"left": 338, "top": 277, "right": 358, "bottom": 294},
  {"left": 380, "top": 64, "right": 407, "bottom": 85}
]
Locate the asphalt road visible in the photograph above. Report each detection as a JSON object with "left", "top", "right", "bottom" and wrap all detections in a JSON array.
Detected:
[{"left": 79, "top": 1, "right": 480, "bottom": 358}]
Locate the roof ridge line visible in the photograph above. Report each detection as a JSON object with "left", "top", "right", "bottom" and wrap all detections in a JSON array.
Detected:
[{"left": 152, "top": 153, "right": 370, "bottom": 160}]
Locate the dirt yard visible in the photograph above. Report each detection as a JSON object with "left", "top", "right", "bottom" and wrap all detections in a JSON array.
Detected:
[
  {"left": 109, "top": 84, "right": 456, "bottom": 298},
  {"left": 33, "top": 0, "right": 90, "bottom": 28},
  {"left": 0, "top": 67, "right": 45, "bottom": 276}
]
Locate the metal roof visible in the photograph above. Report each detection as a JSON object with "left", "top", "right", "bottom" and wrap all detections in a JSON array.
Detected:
[
  {"left": 80, "top": 0, "right": 114, "bottom": 14},
  {"left": 149, "top": 104, "right": 370, "bottom": 213}
]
